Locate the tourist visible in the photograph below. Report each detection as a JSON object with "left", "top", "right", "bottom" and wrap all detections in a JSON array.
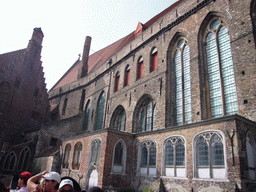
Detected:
[
  {"left": 58, "top": 179, "right": 74, "bottom": 192},
  {"left": 17, "top": 171, "right": 32, "bottom": 192},
  {"left": 27, "top": 171, "right": 61, "bottom": 192}
]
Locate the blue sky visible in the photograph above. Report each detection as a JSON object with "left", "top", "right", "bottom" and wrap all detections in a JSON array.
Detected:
[{"left": 0, "top": 0, "right": 178, "bottom": 90}]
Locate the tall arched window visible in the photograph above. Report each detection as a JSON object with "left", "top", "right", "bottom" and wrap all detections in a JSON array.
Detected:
[
  {"left": 204, "top": 18, "right": 238, "bottom": 118},
  {"left": 82, "top": 100, "right": 90, "bottom": 131},
  {"left": 163, "top": 136, "right": 186, "bottom": 177},
  {"left": 150, "top": 47, "right": 158, "bottom": 72},
  {"left": 115, "top": 109, "right": 125, "bottom": 131},
  {"left": 139, "top": 99, "right": 156, "bottom": 132},
  {"left": 94, "top": 92, "right": 106, "bottom": 130},
  {"left": 62, "top": 144, "right": 71, "bottom": 169},
  {"left": 114, "top": 71, "right": 120, "bottom": 92},
  {"left": 3, "top": 152, "right": 16, "bottom": 170},
  {"left": 72, "top": 142, "right": 82, "bottom": 170},
  {"left": 124, "top": 65, "right": 130, "bottom": 87},
  {"left": 139, "top": 140, "right": 156, "bottom": 176},
  {"left": 17, "top": 148, "right": 30, "bottom": 171},
  {"left": 174, "top": 39, "right": 191, "bottom": 125},
  {"left": 137, "top": 57, "right": 143, "bottom": 80},
  {"left": 194, "top": 131, "right": 226, "bottom": 179},
  {"left": 112, "top": 140, "right": 126, "bottom": 174},
  {"left": 89, "top": 139, "right": 101, "bottom": 167},
  {"left": 246, "top": 132, "right": 256, "bottom": 180}
]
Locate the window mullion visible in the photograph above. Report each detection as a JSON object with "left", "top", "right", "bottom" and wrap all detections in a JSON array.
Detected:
[
  {"left": 174, "top": 144, "right": 177, "bottom": 177},
  {"left": 215, "top": 32, "right": 226, "bottom": 116},
  {"left": 181, "top": 48, "right": 185, "bottom": 124},
  {"left": 208, "top": 141, "right": 212, "bottom": 178},
  {"left": 147, "top": 147, "right": 150, "bottom": 175}
]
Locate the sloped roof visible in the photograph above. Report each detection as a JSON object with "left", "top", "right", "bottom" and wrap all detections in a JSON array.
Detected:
[
  {"left": 0, "top": 49, "right": 26, "bottom": 70},
  {"left": 50, "top": 0, "right": 184, "bottom": 91}
]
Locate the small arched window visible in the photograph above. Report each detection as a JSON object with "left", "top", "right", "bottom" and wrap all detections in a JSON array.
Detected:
[
  {"left": 112, "top": 140, "right": 126, "bottom": 174},
  {"left": 137, "top": 57, "right": 143, "bottom": 80},
  {"left": 150, "top": 47, "right": 158, "bottom": 72},
  {"left": 17, "top": 148, "right": 30, "bottom": 171},
  {"left": 246, "top": 132, "right": 256, "bottom": 180},
  {"left": 72, "top": 142, "right": 82, "bottom": 170},
  {"left": 62, "top": 144, "right": 71, "bottom": 169},
  {"left": 114, "top": 72, "right": 120, "bottom": 92},
  {"left": 82, "top": 100, "right": 91, "bottom": 131},
  {"left": 163, "top": 136, "right": 185, "bottom": 177},
  {"left": 94, "top": 92, "right": 106, "bottom": 130},
  {"left": 139, "top": 140, "right": 157, "bottom": 176},
  {"left": 124, "top": 65, "right": 130, "bottom": 87},
  {"left": 194, "top": 131, "right": 225, "bottom": 179},
  {"left": 3, "top": 152, "right": 16, "bottom": 170}
]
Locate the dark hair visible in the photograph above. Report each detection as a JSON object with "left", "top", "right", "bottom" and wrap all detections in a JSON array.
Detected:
[{"left": 19, "top": 175, "right": 28, "bottom": 186}]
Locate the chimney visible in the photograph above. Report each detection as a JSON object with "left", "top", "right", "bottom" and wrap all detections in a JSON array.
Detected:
[
  {"left": 32, "top": 28, "right": 44, "bottom": 45},
  {"left": 77, "top": 36, "right": 91, "bottom": 79}
]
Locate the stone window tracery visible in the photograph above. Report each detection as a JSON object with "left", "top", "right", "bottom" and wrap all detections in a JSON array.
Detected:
[
  {"left": 112, "top": 140, "right": 126, "bottom": 174},
  {"left": 194, "top": 131, "right": 226, "bottom": 179},
  {"left": 138, "top": 140, "right": 157, "bottom": 176},
  {"left": 163, "top": 136, "right": 186, "bottom": 177},
  {"left": 3, "top": 152, "right": 16, "bottom": 170}
]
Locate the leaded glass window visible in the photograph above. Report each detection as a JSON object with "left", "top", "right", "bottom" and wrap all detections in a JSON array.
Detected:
[
  {"left": 17, "top": 148, "right": 30, "bottom": 171},
  {"left": 139, "top": 140, "right": 156, "bottom": 176},
  {"left": 3, "top": 152, "right": 16, "bottom": 170},
  {"left": 114, "top": 142, "right": 123, "bottom": 165},
  {"left": 195, "top": 131, "right": 225, "bottom": 179},
  {"left": 174, "top": 39, "right": 191, "bottom": 125},
  {"left": 63, "top": 144, "right": 71, "bottom": 169},
  {"left": 164, "top": 137, "right": 185, "bottom": 177},
  {"left": 94, "top": 92, "right": 105, "bottom": 130},
  {"left": 112, "top": 140, "right": 126, "bottom": 174},
  {"left": 139, "top": 99, "right": 156, "bottom": 132},
  {"left": 205, "top": 19, "right": 238, "bottom": 118},
  {"left": 246, "top": 132, "right": 256, "bottom": 180},
  {"left": 114, "top": 109, "right": 126, "bottom": 131},
  {"left": 72, "top": 142, "right": 82, "bottom": 170},
  {"left": 82, "top": 100, "right": 90, "bottom": 131}
]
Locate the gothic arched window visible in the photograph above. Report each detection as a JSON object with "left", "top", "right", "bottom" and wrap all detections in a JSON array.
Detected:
[
  {"left": 3, "top": 152, "right": 16, "bottom": 170},
  {"left": 17, "top": 148, "right": 30, "bottom": 171},
  {"left": 139, "top": 99, "right": 156, "bottom": 132},
  {"left": 202, "top": 18, "right": 238, "bottom": 119},
  {"left": 139, "top": 140, "right": 157, "bottom": 176},
  {"left": 163, "top": 136, "right": 186, "bottom": 177},
  {"left": 194, "top": 131, "right": 226, "bottom": 179},
  {"left": 62, "top": 144, "right": 71, "bottom": 169},
  {"left": 72, "top": 142, "right": 82, "bottom": 170},
  {"left": 246, "top": 132, "right": 256, "bottom": 180},
  {"left": 82, "top": 100, "right": 90, "bottom": 131},
  {"left": 112, "top": 140, "right": 126, "bottom": 174},
  {"left": 114, "top": 71, "right": 120, "bottom": 92},
  {"left": 94, "top": 92, "right": 106, "bottom": 130},
  {"left": 172, "top": 38, "right": 192, "bottom": 125},
  {"left": 89, "top": 139, "right": 102, "bottom": 167}
]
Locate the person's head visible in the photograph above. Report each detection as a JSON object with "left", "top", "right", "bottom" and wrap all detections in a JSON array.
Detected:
[
  {"left": 43, "top": 171, "right": 61, "bottom": 192},
  {"left": 87, "top": 186, "right": 103, "bottom": 192},
  {"left": 58, "top": 179, "right": 74, "bottom": 192},
  {"left": 18, "top": 171, "right": 32, "bottom": 187}
]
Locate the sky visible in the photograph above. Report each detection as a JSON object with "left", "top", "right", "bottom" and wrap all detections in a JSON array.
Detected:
[{"left": 0, "top": 0, "right": 178, "bottom": 90}]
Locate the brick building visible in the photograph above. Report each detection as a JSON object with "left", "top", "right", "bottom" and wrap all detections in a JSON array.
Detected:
[
  {"left": 0, "top": 28, "right": 49, "bottom": 187},
  {"left": 35, "top": 0, "right": 256, "bottom": 191}
]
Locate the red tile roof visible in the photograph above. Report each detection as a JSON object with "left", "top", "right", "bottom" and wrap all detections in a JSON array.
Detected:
[{"left": 50, "top": 0, "right": 184, "bottom": 91}]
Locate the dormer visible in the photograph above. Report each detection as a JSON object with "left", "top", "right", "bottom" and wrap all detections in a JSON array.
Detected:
[{"left": 135, "top": 22, "right": 146, "bottom": 38}]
